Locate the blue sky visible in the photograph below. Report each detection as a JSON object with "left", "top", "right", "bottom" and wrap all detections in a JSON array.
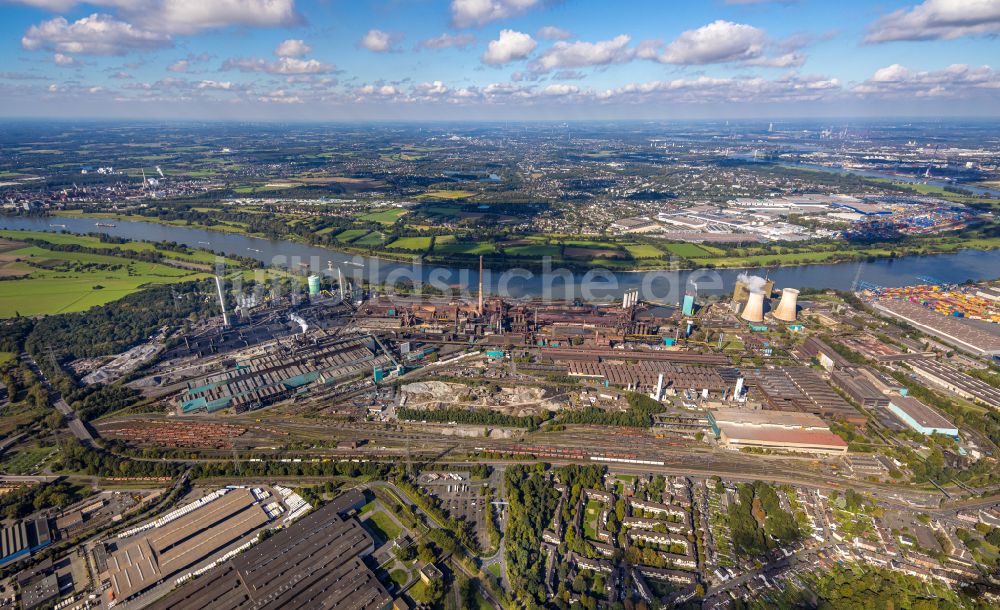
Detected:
[{"left": 1, "top": 0, "right": 999, "bottom": 119}]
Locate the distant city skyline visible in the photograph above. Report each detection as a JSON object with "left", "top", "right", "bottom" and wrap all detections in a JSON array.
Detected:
[{"left": 1, "top": 0, "right": 999, "bottom": 120}]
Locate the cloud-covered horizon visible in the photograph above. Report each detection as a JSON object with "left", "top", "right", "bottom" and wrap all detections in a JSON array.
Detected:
[{"left": 2, "top": 0, "right": 1000, "bottom": 119}]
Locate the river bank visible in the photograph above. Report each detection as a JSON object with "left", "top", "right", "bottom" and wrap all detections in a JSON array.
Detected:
[
  {"left": 43, "top": 210, "right": 1000, "bottom": 273},
  {"left": 3, "top": 216, "right": 1000, "bottom": 301}
]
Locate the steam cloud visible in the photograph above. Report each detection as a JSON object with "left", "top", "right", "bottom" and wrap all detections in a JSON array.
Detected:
[{"left": 737, "top": 273, "right": 768, "bottom": 295}]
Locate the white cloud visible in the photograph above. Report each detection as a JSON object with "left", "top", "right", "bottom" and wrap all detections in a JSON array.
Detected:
[
  {"left": 222, "top": 56, "right": 336, "bottom": 74},
  {"left": 53, "top": 52, "right": 78, "bottom": 65},
  {"left": 642, "top": 20, "right": 766, "bottom": 65},
  {"left": 482, "top": 29, "right": 536, "bottom": 65},
  {"left": 854, "top": 63, "right": 1000, "bottom": 97},
  {"left": 148, "top": 0, "right": 300, "bottom": 35},
  {"left": 741, "top": 51, "right": 805, "bottom": 68},
  {"left": 274, "top": 38, "right": 311, "bottom": 58},
  {"left": 537, "top": 25, "right": 571, "bottom": 40},
  {"left": 22, "top": 13, "right": 172, "bottom": 55},
  {"left": 418, "top": 33, "right": 476, "bottom": 49},
  {"left": 358, "top": 84, "right": 399, "bottom": 96},
  {"left": 415, "top": 80, "right": 449, "bottom": 95},
  {"left": 359, "top": 29, "right": 401, "bottom": 53},
  {"left": 866, "top": 0, "right": 1000, "bottom": 43},
  {"left": 531, "top": 34, "right": 633, "bottom": 72},
  {"left": 196, "top": 79, "right": 236, "bottom": 90},
  {"left": 5, "top": 0, "right": 132, "bottom": 10},
  {"left": 167, "top": 58, "right": 188, "bottom": 72},
  {"left": 12, "top": 1, "right": 301, "bottom": 35},
  {"left": 258, "top": 89, "right": 303, "bottom": 104},
  {"left": 541, "top": 83, "right": 578, "bottom": 96},
  {"left": 596, "top": 73, "right": 841, "bottom": 104},
  {"left": 451, "top": 0, "right": 540, "bottom": 28}
]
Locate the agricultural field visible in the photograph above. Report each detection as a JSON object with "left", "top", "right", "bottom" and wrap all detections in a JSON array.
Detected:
[
  {"left": 416, "top": 189, "right": 475, "bottom": 200},
  {"left": 502, "top": 243, "right": 561, "bottom": 257},
  {"left": 387, "top": 237, "right": 433, "bottom": 251},
  {"left": 353, "top": 232, "right": 385, "bottom": 247},
  {"left": 663, "top": 243, "right": 712, "bottom": 258},
  {"left": 0, "top": 229, "right": 226, "bottom": 266},
  {"left": 564, "top": 246, "right": 625, "bottom": 259},
  {"left": 360, "top": 208, "right": 408, "bottom": 224},
  {"left": 333, "top": 229, "right": 369, "bottom": 243},
  {"left": 0, "top": 238, "right": 210, "bottom": 316},
  {"left": 624, "top": 244, "right": 664, "bottom": 259},
  {"left": 433, "top": 236, "right": 497, "bottom": 255}
]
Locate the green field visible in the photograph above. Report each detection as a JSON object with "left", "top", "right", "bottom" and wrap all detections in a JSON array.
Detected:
[
  {"left": 503, "top": 244, "right": 561, "bottom": 257},
  {"left": 0, "top": 351, "right": 15, "bottom": 366},
  {"left": 0, "top": 229, "right": 224, "bottom": 265},
  {"left": 0, "top": 241, "right": 209, "bottom": 317},
  {"left": 417, "top": 189, "right": 475, "bottom": 200},
  {"left": 353, "top": 232, "right": 385, "bottom": 247},
  {"left": 583, "top": 500, "right": 604, "bottom": 540},
  {"left": 389, "top": 569, "right": 409, "bottom": 587},
  {"left": 663, "top": 243, "right": 711, "bottom": 258},
  {"left": 434, "top": 238, "right": 497, "bottom": 255},
  {"left": 387, "top": 237, "right": 432, "bottom": 251},
  {"left": 360, "top": 208, "right": 408, "bottom": 224},
  {"left": 333, "top": 229, "right": 369, "bottom": 243},
  {"left": 365, "top": 510, "right": 402, "bottom": 541},
  {"left": 0, "top": 404, "right": 45, "bottom": 437},
  {"left": 625, "top": 244, "right": 664, "bottom": 259},
  {"left": 1, "top": 445, "right": 57, "bottom": 475}
]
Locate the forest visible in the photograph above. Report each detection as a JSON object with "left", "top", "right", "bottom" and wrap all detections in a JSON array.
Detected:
[{"left": 727, "top": 481, "right": 801, "bottom": 557}]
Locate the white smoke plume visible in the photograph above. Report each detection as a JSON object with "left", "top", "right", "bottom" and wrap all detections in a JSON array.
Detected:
[{"left": 737, "top": 273, "right": 768, "bottom": 295}]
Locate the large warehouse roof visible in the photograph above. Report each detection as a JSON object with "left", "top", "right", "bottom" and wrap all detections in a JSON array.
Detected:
[
  {"left": 109, "top": 489, "right": 268, "bottom": 602},
  {"left": 149, "top": 493, "right": 390, "bottom": 610}
]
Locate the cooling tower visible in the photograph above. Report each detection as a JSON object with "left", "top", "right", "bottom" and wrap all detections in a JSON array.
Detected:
[
  {"left": 772, "top": 288, "right": 799, "bottom": 322},
  {"left": 740, "top": 291, "right": 766, "bottom": 323}
]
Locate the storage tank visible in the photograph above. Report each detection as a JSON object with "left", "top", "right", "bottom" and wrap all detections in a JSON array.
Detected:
[
  {"left": 772, "top": 288, "right": 799, "bottom": 322},
  {"left": 307, "top": 274, "right": 321, "bottom": 296},
  {"left": 741, "top": 291, "right": 766, "bottom": 323}
]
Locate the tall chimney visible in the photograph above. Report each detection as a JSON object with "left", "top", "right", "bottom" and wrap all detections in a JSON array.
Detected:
[
  {"left": 214, "top": 275, "right": 229, "bottom": 327},
  {"left": 772, "top": 288, "right": 799, "bottom": 322},
  {"left": 478, "top": 255, "right": 484, "bottom": 316},
  {"left": 741, "top": 291, "right": 766, "bottom": 323},
  {"left": 653, "top": 373, "right": 664, "bottom": 401}
]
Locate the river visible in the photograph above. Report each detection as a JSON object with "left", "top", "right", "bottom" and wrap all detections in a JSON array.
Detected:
[{"left": 3, "top": 215, "right": 999, "bottom": 304}]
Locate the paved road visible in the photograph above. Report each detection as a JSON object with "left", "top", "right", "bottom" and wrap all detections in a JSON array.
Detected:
[
  {"left": 479, "top": 466, "right": 510, "bottom": 591},
  {"left": 22, "top": 354, "right": 95, "bottom": 447}
]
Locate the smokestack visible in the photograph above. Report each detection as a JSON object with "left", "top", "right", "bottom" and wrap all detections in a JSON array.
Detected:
[
  {"left": 734, "top": 377, "right": 745, "bottom": 400},
  {"left": 652, "top": 373, "right": 664, "bottom": 401},
  {"left": 214, "top": 275, "right": 229, "bottom": 327},
  {"left": 741, "top": 291, "right": 766, "bottom": 323},
  {"left": 622, "top": 291, "right": 629, "bottom": 309},
  {"left": 478, "top": 255, "right": 484, "bottom": 316},
  {"left": 772, "top": 288, "right": 799, "bottom": 322}
]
